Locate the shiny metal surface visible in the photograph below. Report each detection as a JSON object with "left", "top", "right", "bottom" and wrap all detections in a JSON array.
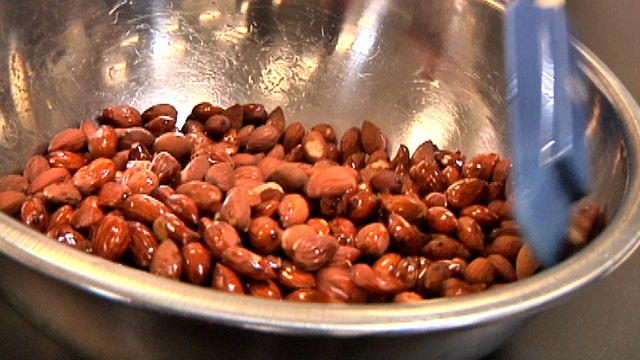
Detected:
[{"left": 0, "top": 0, "right": 639, "bottom": 359}]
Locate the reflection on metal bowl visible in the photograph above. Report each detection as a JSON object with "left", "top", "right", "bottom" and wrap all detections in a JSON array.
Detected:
[{"left": 0, "top": 0, "right": 639, "bottom": 358}]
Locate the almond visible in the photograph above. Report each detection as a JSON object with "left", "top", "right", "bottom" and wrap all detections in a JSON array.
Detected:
[
  {"left": 360, "top": 120, "right": 387, "bottom": 154},
  {"left": 100, "top": 104, "right": 142, "bottom": 128},
  {"left": 115, "top": 127, "right": 155, "bottom": 150},
  {"left": 150, "top": 239, "right": 183, "bottom": 280},
  {"left": 212, "top": 263, "right": 245, "bottom": 294},
  {"left": 445, "top": 178, "right": 488, "bottom": 208},
  {"left": 47, "top": 150, "right": 88, "bottom": 172},
  {"left": 92, "top": 213, "right": 130, "bottom": 261},
  {"left": 0, "top": 190, "right": 27, "bottom": 215},
  {"left": 380, "top": 194, "right": 427, "bottom": 222},
  {"left": 122, "top": 194, "right": 170, "bottom": 224},
  {"left": 69, "top": 197, "right": 103, "bottom": 231},
  {"left": 277, "top": 194, "right": 309, "bottom": 228},
  {"left": 72, "top": 158, "right": 117, "bottom": 194},
  {"left": 153, "top": 132, "right": 192, "bottom": 160},
  {"left": 304, "top": 165, "right": 357, "bottom": 198},
  {"left": 29, "top": 168, "right": 71, "bottom": 194},
  {"left": 292, "top": 234, "right": 339, "bottom": 272},
  {"left": 141, "top": 103, "right": 178, "bottom": 124},
  {"left": 48, "top": 128, "right": 87, "bottom": 152},
  {"left": 218, "top": 187, "right": 252, "bottom": 233},
  {"left": 462, "top": 257, "right": 495, "bottom": 284},
  {"left": 248, "top": 216, "right": 282, "bottom": 255},
  {"left": 20, "top": 196, "right": 49, "bottom": 232},
  {"left": 245, "top": 124, "right": 279, "bottom": 153},
  {"left": 302, "top": 130, "right": 327, "bottom": 163},
  {"left": 351, "top": 263, "right": 405, "bottom": 295},
  {"left": 127, "top": 221, "right": 159, "bottom": 269},
  {"left": 23, "top": 155, "right": 51, "bottom": 183},
  {"left": 265, "top": 106, "right": 286, "bottom": 135},
  {"left": 516, "top": 244, "right": 540, "bottom": 279},
  {"left": 87, "top": 125, "right": 118, "bottom": 159},
  {"left": 0, "top": 174, "right": 29, "bottom": 193},
  {"left": 203, "top": 220, "right": 242, "bottom": 259},
  {"left": 182, "top": 242, "right": 212, "bottom": 285},
  {"left": 220, "top": 246, "right": 277, "bottom": 280},
  {"left": 43, "top": 181, "right": 82, "bottom": 206}
]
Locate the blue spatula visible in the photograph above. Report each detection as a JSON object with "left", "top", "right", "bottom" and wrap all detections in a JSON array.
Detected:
[{"left": 505, "top": 0, "right": 591, "bottom": 267}]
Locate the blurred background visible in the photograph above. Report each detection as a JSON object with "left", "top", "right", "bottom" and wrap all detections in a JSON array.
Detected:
[{"left": 0, "top": 0, "right": 639, "bottom": 358}]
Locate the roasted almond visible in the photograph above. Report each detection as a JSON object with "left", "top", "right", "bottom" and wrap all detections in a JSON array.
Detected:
[
  {"left": 150, "top": 239, "right": 183, "bottom": 280},
  {"left": 141, "top": 103, "right": 178, "bottom": 124},
  {"left": 20, "top": 196, "right": 49, "bottom": 232},
  {"left": 380, "top": 194, "right": 427, "bottom": 222},
  {"left": 23, "top": 155, "right": 51, "bottom": 183},
  {"left": 122, "top": 194, "right": 170, "bottom": 224},
  {"left": 43, "top": 181, "right": 82, "bottom": 206},
  {"left": 245, "top": 124, "right": 279, "bottom": 153},
  {"left": 101, "top": 104, "right": 142, "bottom": 128},
  {"left": 0, "top": 190, "right": 27, "bottom": 215},
  {"left": 29, "top": 168, "right": 71, "bottom": 194},
  {"left": 175, "top": 181, "right": 223, "bottom": 215},
  {"left": 304, "top": 165, "right": 357, "bottom": 198},
  {"left": 87, "top": 125, "right": 118, "bottom": 159},
  {"left": 92, "top": 213, "right": 130, "bottom": 261},
  {"left": 292, "top": 234, "right": 339, "bottom": 272},
  {"left": 220, "top": 246, "right": 277, "bottom": 280},
  {"left": 70, "top": 196, "right": 104, "bottom": 230},
  {"left": 48, "top": 128, "right": 87, "bottom": 152},
  {"left": 360, "top": 120, "right": 387, "bottom": 154},
  {"left": 127, "top": 221, "right": 159, "bottom": 269},
  {"left": 181, "top": 242, "right": 212, "bottom": 285},
  {"left": 72, "top": 158, "right": 117, "bottom": 194},
  {"left": 203, "top": 220, "right": 242, "bottom": 259},
  {"left": 0, "top": 174, "right": 29, "bottom": 193}
]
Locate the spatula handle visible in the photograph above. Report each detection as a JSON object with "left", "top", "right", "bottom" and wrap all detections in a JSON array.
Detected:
[{"left": 535, "top": 0, "right": 565, "bottom": 8}]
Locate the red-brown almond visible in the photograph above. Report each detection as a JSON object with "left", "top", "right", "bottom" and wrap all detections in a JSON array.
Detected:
[
  {"left": 291, "top": 234, "right": 339, "bottom": 272},
  {"left": 150, "top": 240, "right": 183, "bottom": 280},
  {"left": 29, "top": 167, "right": 71, "bottom": 194},
  {"left": 121, "top": 194, "right": 170, "bottom": 224},
  {"left": 87, "top": 125, "right": 118, "bottom": 159},
  {"left": 220, "top": 246, "right": 277, "bottom": 280},
  {"left": 445, "top": 178, "right": 488, "bottom": 208},
  {"left": 212, "top": 263, "right": 245, "bottom": 294},
  {"left": 304, "top": 166, "right": 357, "bottom": 198},
  {"left": 92, "top": 213, "right": 130, "bottom": 261},
  {"left": 181, "top": 242, "right": 211, "bottom": 285},
  {"left": 203, "top": 220, "right": 243, "bottom": 259},
  {"left": 43, "top": 181, "right": 82, "bottom": 206},
  {"left": 355, "top": 222, "right": 390, "bottom": 258},
  {"left": 141, "top": 103, "right": 178, "bottom": 124},
  {"left": 0, "top": 190, "right": 27, "bottom": 215},
  {"left": 127, "top": 221, "right": 159, "bottom": 269},
  {"left": 0, "top": 174, "right": 29, "bottom": 193},
  {"left": 245, "top": 124, "right": 279, "bottom": 153},
  {"left": 48, "top": 128, "right": 87, "bottom": 152},
  {"left": 23, "top": 155, "right": 51, "bottom": 184},
  {"left": 153, "top": 132, "right": 192, "bottom": 160},
  {"left": 101, "top": 104, "right": 142, "bottom": 128},
  {"left": 379, "top": 194, "right": 427, "bottom": 222},
  {"left": 360, "top": 120, "right": 387, "bottom": 154},
  {"left": 72, "top": 158, "right": 117, "bottom": 194},
  {"left": 175, "top": 181, "right": 223, "bottom": 215}
]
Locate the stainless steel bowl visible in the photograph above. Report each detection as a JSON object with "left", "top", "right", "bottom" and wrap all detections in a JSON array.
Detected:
[{"left": 1, "top": 0, "right": 640, "bottom": 358}]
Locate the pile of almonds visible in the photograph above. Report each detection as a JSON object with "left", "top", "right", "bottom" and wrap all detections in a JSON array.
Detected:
[{"left": 0, "top": 102, "right": 605, "bottom": 303}]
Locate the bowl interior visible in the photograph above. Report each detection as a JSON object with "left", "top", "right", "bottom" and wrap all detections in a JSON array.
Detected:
[{"left": 0, "top": 0, "right": 639, "bottom": 343}]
